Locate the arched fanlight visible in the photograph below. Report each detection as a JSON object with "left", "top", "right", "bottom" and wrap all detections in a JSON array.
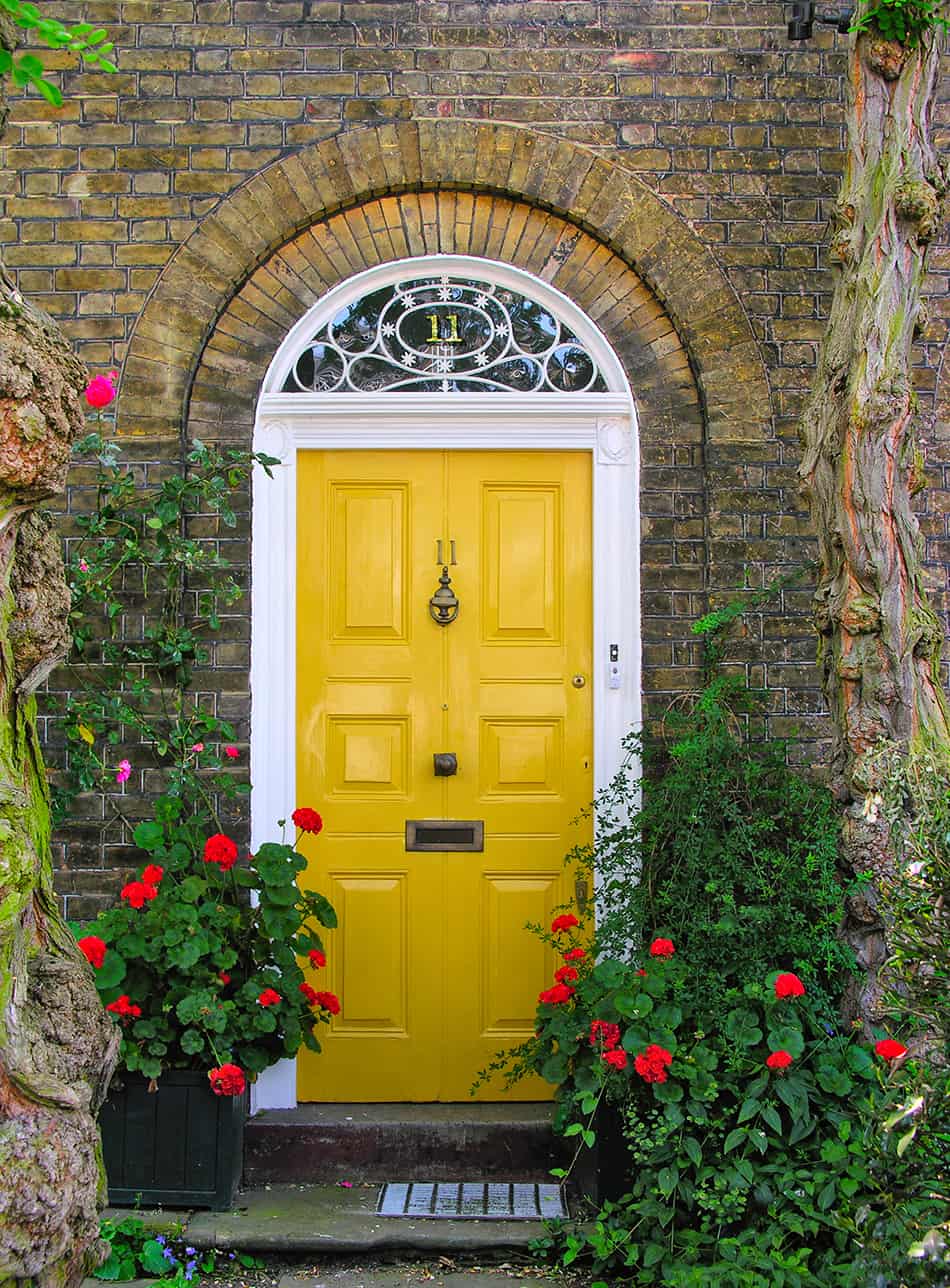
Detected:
[{"left": 280, "top": 273, "right": 608, "bottom": 395}]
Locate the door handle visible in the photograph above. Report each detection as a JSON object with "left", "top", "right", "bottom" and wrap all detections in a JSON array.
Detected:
[{"left": 433, "top": 753, "right": 458, "bottom": 776}]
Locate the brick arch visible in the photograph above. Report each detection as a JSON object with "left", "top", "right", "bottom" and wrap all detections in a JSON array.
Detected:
[
  {"left": 117, "top": 121, "right": 770, "bottom": 447},
  {"left": 187, "top": 194, "right": 701, "bottom": 456},
  {"left": 184, "top": 191, "right": 709, "bottom": 715}
]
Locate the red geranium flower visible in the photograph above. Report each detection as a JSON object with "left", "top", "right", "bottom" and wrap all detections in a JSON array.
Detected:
[
  {"left": 774, "top": 972, "right": 806, "bottom": 999},
  {"left": 292, "top": 807, "right": 324, "bottom": 835},
  {"left": 589, "top": 1020, "right": 621, "bottom": 1051},
  {"left": 218, "top": 970, "right": 231, "bottom": 986},
  {"left": 603, "top": 1049, "right": 628, "bottom": 1070},
  {"left": 315, "top": 991, "right": 341, "bottom": 1015},
  {"left": 141, "top": 864, "right": 164, "bottom": 885},
  {"left": 308, "top": 949, "right": 327, "bottom": 969},
  {"left": 203, "top": 833, "right": 238, "bottom": 870},
  {"left": 224, "top": 745, "right": 240, "bottom": 759},
  {"left": 299, "top": 982, "right": 319, "bottom": 1006},
  {"left": 538, "top": 983, "right": 574, "bottom": 1005},
  {"left": 106, "top": 994, "right": 141, "bottom": 1020},
  {"left": 551, "top": 913, "right": 580, "bottom": 933},
  {"left": 554, "top": 965, "right": 579, "bottom": 985},
  {"left": 875, "top": 1038, "right": 908, "bottom": 1062},
  {"left": 120, "top": 881, "right": 158, "bottom": 909},
  {"left": 563, "top": 947, "right": 586, "bottom": 961},
  {"left": 649, "top": 938, "right": 675, "bottom": 958},
  {"left": 766, "top": 1049, "right": 794, "bottom": 1071},
  {"left": 634, "top": 1044, "right": 673, "bottom": 1084},
  {"left": 78, "top": 935, "right": 106, "bottom": 968},
  {"left": 208, "top": 1063, "right": 246, "bottom": 1096},
  {"left": 257, "top": 987, "right": 281, "bottom": 1007}
]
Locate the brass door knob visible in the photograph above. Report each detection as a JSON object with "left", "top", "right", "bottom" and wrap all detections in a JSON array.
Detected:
[{"left": 572, "top": 674, "right": 586, "bottom": 688}]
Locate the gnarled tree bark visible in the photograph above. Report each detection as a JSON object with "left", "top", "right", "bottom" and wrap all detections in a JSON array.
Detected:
[
  {"left": 799, "top": 23, "right": 949, "bottom": 1024},
  {"left": 0, "top": 14, "right": 119, "bottom": 1286}
]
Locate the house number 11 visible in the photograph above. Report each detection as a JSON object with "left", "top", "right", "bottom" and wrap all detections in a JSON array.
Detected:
[{"left": 426, "top": 313, "right": 461, "bottom": 344}]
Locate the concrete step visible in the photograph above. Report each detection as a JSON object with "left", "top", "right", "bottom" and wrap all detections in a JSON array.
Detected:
[
  {"left": 244, "top": 1104, "right": 570, "bottom": 1185},
  {"left": 101, "top": 1183, "right": 567, "bottom": 1259}
]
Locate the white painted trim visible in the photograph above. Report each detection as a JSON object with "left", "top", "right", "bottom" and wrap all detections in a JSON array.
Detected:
[{"left": 249, "top": 256, "right": 641, "bottom": 1111}]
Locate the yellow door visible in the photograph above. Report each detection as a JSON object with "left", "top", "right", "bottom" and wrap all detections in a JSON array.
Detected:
[{"left": 296, "top": 450, "right": 592, "bottom": 1101}]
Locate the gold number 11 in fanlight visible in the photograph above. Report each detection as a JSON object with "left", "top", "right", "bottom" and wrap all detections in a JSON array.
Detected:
[{"left": 426, "top": 313, "right": 461, "bottom": 344}]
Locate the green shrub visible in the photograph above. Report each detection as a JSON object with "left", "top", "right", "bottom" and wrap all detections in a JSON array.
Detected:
[
  {"left": 566, "top": 679, "right": 856, "bottom": 1018},
  {"left": 520, "top": 929, "right": 947, "bottom": 1286}
]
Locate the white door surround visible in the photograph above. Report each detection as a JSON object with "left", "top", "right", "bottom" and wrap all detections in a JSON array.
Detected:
[{"left": 249, "top": 256, "right": 641, "bottom": 1110}]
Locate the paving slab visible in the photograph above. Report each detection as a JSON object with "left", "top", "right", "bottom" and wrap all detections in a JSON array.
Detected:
[
  {"left": 185, "top": 1185, "right": 553, "bottom": 1255},
  {"left": 277, "top": 1272, "right": 564, "bottom": 1287}
]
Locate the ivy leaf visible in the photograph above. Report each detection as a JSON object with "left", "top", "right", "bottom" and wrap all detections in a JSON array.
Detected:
[
  {"left": 723, "top": 1128, "right": 745, "bottom": 1153},
  {"left": 657, "top": 1165, "right": 678, "bottom": 1196},
  {"left": 761, "top": 1103, "right": 782, "bottom": 1134}
]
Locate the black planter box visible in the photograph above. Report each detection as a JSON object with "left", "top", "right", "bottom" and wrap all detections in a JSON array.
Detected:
[{"left": 99, "top": 1070, "right": 246, "bottom": 1211}]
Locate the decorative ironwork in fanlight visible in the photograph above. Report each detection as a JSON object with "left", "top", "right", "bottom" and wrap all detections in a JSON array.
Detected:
[{"left": 281, "top": 276, "right": 608, "bottom": 394}]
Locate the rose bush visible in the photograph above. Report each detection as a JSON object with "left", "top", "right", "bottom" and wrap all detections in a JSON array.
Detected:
[
  {"left": 501, "top": 919, "right": 946, "bottom": 1286},
  {"left": 74, "top": 801, "right": 337, "bottom": 1091}
]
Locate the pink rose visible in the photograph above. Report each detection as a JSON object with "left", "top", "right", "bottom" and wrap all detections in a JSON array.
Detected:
[{"left": 85, "top": 372, "right": 117, "bottom": 409}]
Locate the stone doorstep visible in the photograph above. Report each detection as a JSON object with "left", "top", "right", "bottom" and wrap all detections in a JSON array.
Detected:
[
  {"left": 85, "top": 1273, "right": 565, "bottom": 1288},
  {"left": 105, "top": 1183, "right": 561, "bottom": 1255},
  {"left": 244, "top": 1104, "right": 572, "bottom": 1186}
]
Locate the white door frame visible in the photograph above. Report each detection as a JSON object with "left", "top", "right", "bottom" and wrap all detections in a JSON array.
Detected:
[{"left": 248, "top": 257, "right": 641, "bottom": 1110}]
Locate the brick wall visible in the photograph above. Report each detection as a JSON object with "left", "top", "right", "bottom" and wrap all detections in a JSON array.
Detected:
[{"left": 2, "top": 1, "right": 948, "bottom": 915}]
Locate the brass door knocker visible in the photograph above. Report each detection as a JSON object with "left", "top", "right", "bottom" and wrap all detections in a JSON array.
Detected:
[{"left": 429, "top": 566, "right": 459, "bottom": 625}]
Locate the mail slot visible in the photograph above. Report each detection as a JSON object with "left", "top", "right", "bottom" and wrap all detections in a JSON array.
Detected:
[{"left": 405, "top": 820, "right": 484, "bottom": 852}]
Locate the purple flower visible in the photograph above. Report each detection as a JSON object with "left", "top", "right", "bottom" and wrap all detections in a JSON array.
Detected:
[{"left": 115, "top": 758, "right": 132, "bottom": 784}]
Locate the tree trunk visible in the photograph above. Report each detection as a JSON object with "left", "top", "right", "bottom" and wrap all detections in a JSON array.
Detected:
[
  {"left": 0, "top": 17, "right": 120, "bottom": 1286},
  {"left": 799, "top": 25, "right": 949, "bottom": 1024}
]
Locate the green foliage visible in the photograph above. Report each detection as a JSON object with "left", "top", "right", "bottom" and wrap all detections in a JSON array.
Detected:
[
  {"left": 872, "top": 742, "right": 950, "bottom": 1055},
  {"left": 519, "top": 944, "right": 948, "bottom": 1286},
  {"left": 0, "top": 0, "right": 117, "bottom": 106},
  {"left": 565, "top": 684, "right": 855, "bottom": 1018},
  {"left": 94, "top": 1215, "right": 261, "bottom": 1283},
  {"left": 62, "top": 434, "right": 335, "bottom": 1079},
  {"left": 851, "top": 0, "right": 950, "bottom": 45},
  {"left": 77, "top": 804, "right": 337, "bottom": 1078},
  {"left": 54, "top": 432, "right": 279, "bottom": 824}
]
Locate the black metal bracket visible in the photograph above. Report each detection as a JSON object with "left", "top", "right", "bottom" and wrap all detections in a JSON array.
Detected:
[{"left": 788, "top": 2, "right": 855, "bottom": 39}]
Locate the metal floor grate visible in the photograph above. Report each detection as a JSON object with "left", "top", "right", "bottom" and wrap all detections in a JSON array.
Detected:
[{"left": 376, "top": 1181, "right": 567, "bottom": 1221}]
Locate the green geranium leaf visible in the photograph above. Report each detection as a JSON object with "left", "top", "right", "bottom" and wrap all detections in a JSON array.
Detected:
[
  {"left": 179, "top": 875, "right": 207, "bottom": 903},
  {"left": 723, "top": 1007, "right": 762, "bottom": 1048},
  {"left": 133, "top": 820, "right": 164, "bottom": 850},
  {"left": 94, "top": 951, "right": 126, "bottom": 990},
  {"left": 766, "top": 1024, "right": 805, "bottom": 1059},
  {"left": 180, "top": 1028, "right": 205, "bottom": 1054}
]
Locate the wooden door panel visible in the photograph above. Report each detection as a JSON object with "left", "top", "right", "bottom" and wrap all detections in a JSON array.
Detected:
[
  {"left": 297, "top": 449, "right": 591, "bottom": 1102},
  {"left": 481, "top": 486, "right": 561, "bottom": 642},
  {"left": 297, "top": 452, "right": 444, "bottom": 1101},
  {"left": 329, "top": 483, "right": 410, "bottom": 639},
  {"left": 441, "top": 452, "right": 592, "bottom": 1101}
]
